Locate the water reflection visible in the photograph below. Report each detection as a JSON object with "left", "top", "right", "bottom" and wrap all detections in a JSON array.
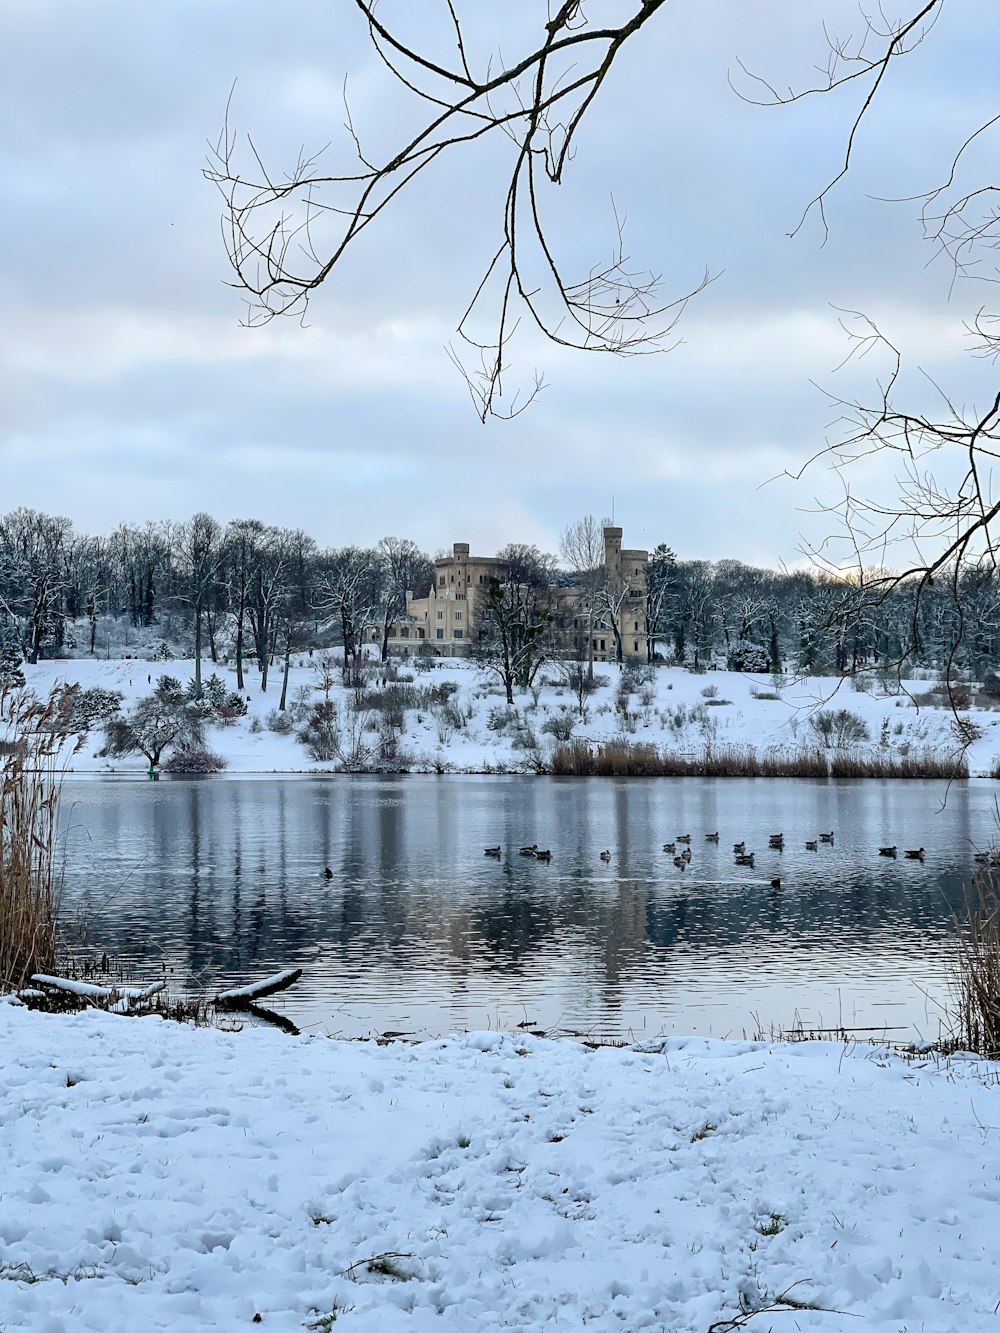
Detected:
[{"left": 57, "top": 775, "right": 991, "bottom": 1040}]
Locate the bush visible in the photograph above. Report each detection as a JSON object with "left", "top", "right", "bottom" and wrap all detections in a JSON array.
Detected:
[
  {"left": 70, "top": 687, "right": 124, "bottom": 734},
  {"left": 700, "top": 684, "right": 719, "bottom": 699},
  {"left": 540, "top": 709, "right": 577, "bottom": 741},
  {"left": 808, "top": 708, "right": 871, "bottom": 748},
  {"left": 265, "top": 709, "right": 295, "bottom": 735},
  {"left": 296, "top": 700, "right": 338, "bottom": 761},
  {"left": 161, "top": 747, "right": 227, "bottom": 774}
]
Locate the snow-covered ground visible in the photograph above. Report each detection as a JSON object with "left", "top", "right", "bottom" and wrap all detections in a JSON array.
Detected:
[
  {"left": 1, "top": 1002, "right": 997, "bottom": 1331},
  {"left": 17, "top": 653, "right": 1000, "bottom": 776}
]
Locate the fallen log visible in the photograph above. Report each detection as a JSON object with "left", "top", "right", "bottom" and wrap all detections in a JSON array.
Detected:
[
  {"left": 30, "top": 975, "right": 167, "bottom": 1009},
  {"left": 215, "top": 968, "right": 302, "bottom": 1007}
]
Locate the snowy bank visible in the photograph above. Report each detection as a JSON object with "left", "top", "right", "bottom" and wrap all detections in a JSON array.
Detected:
[
  {"left": 18, "top": 655, "right": 1000, "bottom": 777},
  {"left": 1, "top": 1004, "right": 998, "bottom": 1331}
]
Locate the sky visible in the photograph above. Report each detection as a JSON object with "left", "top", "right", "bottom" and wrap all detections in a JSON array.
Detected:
[{"left": 2, "top": 1, "right": 998, "bottom": 569}]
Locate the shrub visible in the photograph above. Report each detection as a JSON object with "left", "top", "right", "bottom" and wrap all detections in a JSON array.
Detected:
[
  {"left": 808, "top": 708, "right": 871, "bottom": 748},
  {"left": 296, "top": 700, "right": 338, "bottom": 761},
  {"left": 429, "top": 680, "right": 459, "bottom": 704},
  {"left": 700, "top": 684, "right": 719, "bottom": 699},
  {"left": 161, "top": 747, "right": 227, "bottom": 774},
  {"left": 70, "top": 687, "right": 124, "bottom": 734},
  {"left": 540, "top": 709, "right": 577, "bottom": 741},
  {"left": 265, "top": 709, "right": 295, "bottom": 735}
]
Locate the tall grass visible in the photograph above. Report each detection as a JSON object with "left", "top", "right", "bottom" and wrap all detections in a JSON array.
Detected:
[
  {"left": 0, "top": 683, "right": 76, "bottom": 990},
  {"left": 953, "top": 869, "right": 1000, "bottom": 1056},
  {"left": 549, "top": 740, "right": 968, "bottom": 779}
]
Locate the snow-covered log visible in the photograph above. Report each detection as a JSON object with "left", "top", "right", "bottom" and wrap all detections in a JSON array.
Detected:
[
  {"left": 32, "top": 975, "right": 117, "bottom": 1000},
  {"left": 30, "top": 975, "right": 166, "bottom": 1006},
  {"left": 215, "top": 968, "right": 302, "bottom": 1006}
]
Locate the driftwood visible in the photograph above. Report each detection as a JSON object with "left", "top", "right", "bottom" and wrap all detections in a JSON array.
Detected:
[
  {"left": 30, "top": 975, "right": 166, "bottom": 1010},
  {"left": 215, "top": 968, "right": 302, "bottom": 1007}
]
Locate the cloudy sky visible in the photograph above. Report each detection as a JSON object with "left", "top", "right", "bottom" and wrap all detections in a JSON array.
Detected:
[{"left": 2, "top": 1, "right": 996, "bottom": 568}]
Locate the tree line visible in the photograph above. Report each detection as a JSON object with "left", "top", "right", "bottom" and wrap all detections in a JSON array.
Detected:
[{"left": 0, "top": 507, "right": 996, "bottom": 692}]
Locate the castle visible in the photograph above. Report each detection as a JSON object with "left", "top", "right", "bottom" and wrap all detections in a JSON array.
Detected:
[{"left": 376, "top": 527, "right": 649, "bottom": 663}]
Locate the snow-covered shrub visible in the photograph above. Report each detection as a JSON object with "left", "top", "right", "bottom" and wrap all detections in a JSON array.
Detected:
[
  {"left": 729, "top": 640, "right": 770, "bottom": 673},
  {"left": 153, "top": 642, "right": 173, "bottom": 661},
  {"left": 161, "top": 747, "right": 227, "bottom": 774},
  {"left": 487, "top": 705, "right": 517, "bottom": 733},
  {"left": 69, "top": 687, "right": 124, "bottom": 734},
  {"left": 701, "top": 684, "right": 719, "bottom": 699},
  {"left": 429, "top": 680, "right": 459, "bottom": 704},
  {"left": 540, "top": 709, "right": 577, "bottom": 741},
  {"left": 100, "top": 687, "right": 207, "bottom": 767},
  {"left": 297, "top": 700, "right": 338, "bottom": 761},
  {"left": 265, "top": 709, "right": 295, "bottom": 735},
  {"left": 808, "top": 708, "right": 871, "bottom": 748},
  {"left": 851, "top": 672, "right": 874, "bottom": 693}
]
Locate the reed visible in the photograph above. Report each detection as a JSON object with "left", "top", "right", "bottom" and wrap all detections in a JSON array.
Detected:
[
  {"left": 549, "top": 741, "right": 967, "bottom": 779},
  {"left": 952, "top": 868, "right": 1000, "bottom": 1056},
  {"left": 829, "top": 749, "right": 967, "bottom": 779},
  {"left": 0, "top": 683, "right": 76, "bottom": 990}
]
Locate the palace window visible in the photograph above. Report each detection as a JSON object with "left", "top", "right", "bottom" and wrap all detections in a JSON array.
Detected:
[
  {"left": 454, "top": 629, "right": 464, "bottom": 639},
  {"left": 436, "top": 628, "right": 444, "bottom": 640}
]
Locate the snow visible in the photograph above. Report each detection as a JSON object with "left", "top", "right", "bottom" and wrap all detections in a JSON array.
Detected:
[
  {"left": 16, "top": 654, "right": 1000, "bottom": 777},
  {"left": 0, "top": 1006, "right": 998, "bottom": 1331}
]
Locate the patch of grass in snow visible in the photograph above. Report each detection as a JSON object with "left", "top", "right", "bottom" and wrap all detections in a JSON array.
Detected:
[
  {"left": 305, "top": 1297, "right": 355, "bottom": 1328},
  {"left": 690, "top": 1121, "right": 717, "bottom": 1142},
  {"left": 753, "top": 1212, "right": 787, "bottom": 1236}
]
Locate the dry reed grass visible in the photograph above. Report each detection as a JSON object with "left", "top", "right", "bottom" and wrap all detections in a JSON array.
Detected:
[
  {"left": 829, "top": 749, "right": 967, "bottom": 779},
  {"left": 953, "top": 868, "right": 1000, "bottom": 1056},
  {"left": 0, "top": 682, "right": 77, "bottom": 990},
  {"left": 549, "top": 741, "right": 968, "bottom": 779}
]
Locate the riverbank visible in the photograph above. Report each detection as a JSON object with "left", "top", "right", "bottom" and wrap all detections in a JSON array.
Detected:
[
  {"left": 17, "top": 655, "right": 999, "bottom": 777},
  {"left": 0, "top": 1001, "right": 996, "bottom": 1331}
]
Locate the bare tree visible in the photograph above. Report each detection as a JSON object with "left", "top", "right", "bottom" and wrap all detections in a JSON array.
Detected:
[
  {"left": 375, "top": 536, "right": 434, "bottom": 662},
  {"left": 560, "top": 515, "right": 609, "bottom": 682},
  {"left": 207, "top": 2, "right": 707, "bottom": 420}
]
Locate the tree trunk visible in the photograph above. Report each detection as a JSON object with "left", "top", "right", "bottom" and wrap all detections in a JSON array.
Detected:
[
  {"left": 193, "top": 606, "right": 203, "bottom": 697},
  {"left": 279, "top": 641, "right": 291, "bottom": 711}
]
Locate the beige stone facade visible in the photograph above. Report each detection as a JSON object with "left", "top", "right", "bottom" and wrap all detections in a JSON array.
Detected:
[{"left": 374, "top": 528, "right": 649, "bottom": 663}]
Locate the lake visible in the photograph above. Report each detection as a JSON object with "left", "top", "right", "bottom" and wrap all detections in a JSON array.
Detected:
[{"left": 55, "top": 775, "right": 994, "bottom": 1041}]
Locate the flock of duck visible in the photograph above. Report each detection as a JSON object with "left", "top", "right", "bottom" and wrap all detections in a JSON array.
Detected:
[{"left": 481, "top": 829, "right": 929, "bottom": 875}]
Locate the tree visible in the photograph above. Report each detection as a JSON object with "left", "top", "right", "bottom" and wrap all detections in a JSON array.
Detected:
[
  {"left": 100, "top": 678, "right": 207, "bottom": 768},
  {"left": 316, "top": 546, "right": 383, "bottom": 670},
  {"left": 476, "top": 544, "right": 555, "bottom": 704},
  {"left": 375, "top": 536, "right": 434, "bottom": 662},
  {"left": 645, "top": 544, "right": 676, "bottom": 662},
  {"left": 560, "top": 516, "right": 608, "bottom": 682},
  {"left": 175, "top": 513, "right": 222, "bottom": 698},
  {"left": 0, "top": 509, "right": 74, "bottom": 663}
]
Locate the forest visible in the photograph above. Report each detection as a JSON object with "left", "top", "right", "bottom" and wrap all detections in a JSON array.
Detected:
[{"left": 0, "top": 506, "right": 997, "bottom": 686}]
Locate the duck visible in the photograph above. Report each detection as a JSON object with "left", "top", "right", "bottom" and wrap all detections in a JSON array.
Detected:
[
  {"left": 805, "top": 840, "right": 818, "bottom": 851},
  {"left": 904, "top": 847, "right": 925, "bottom": 861},
  {"left": 819, "top": 832, "right": 835, "bottom": 844},
  {"left": 534, "top": 849, "right": 552, "bottom": 862},
  {"left": 704, "top": 831, "right": 720, "bottom": 843},
  {"left": 673, "top": 855, "right": 687, "bottom": 871},
  {"left": 735, "top": 851, "right": 755, "bottom": 867},
  {"left": 768, "top": 834, "right": 784, "bottom": 850},
  {"left": 733, "top": 841, "right": 746, "bottom": 855},
  {"left": 599, "top": 849, "right": 612, "bottom": 862},
  {"left": 484, "top": 846, "right": 502, "bottom": 857},
  {"left": 770, "top": 877, "right": 781, "bottom": 888},
  {"left": 681, "top": 846, "right": 692, "bottom": 863},
  {"left": 663, "top": 842, "right": 676, "bottom": 854},
  {"left": 676, "top": 833, "right": 692, "bottom": 844},
  {"left": 878, "top": 846, "right": 897, "bottom": 858},
  {"left": 518, "top": 844, "right": 538, "bottom": 856},
  {"left": 323, "top": 867, "right": 334, "bottom": 880}
]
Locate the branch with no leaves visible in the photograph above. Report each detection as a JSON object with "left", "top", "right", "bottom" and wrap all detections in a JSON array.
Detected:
[{"left": 205, "top": 1, "right": 706, "bottom": 419}]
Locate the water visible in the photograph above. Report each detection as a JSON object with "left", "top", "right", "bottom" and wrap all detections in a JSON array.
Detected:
[{"left": 55, "top": 775, "right": 994, "bottom": 1041}]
